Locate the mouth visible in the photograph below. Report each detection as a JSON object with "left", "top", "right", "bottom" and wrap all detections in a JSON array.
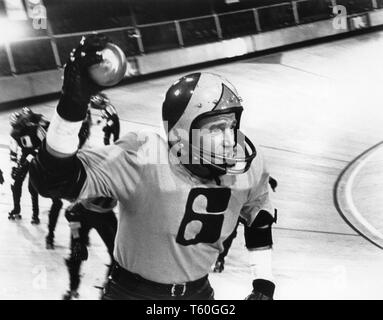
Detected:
[
  {"left": 222, "top": 150, "right": 237, "bottom": 164},
  {"left": 223, "top": 147, "right": 236, "bottom": 159}
]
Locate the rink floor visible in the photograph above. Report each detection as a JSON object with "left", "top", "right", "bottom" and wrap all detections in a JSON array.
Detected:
[{"left": 1, "top": 30, "right": 383, "bottom": 300}]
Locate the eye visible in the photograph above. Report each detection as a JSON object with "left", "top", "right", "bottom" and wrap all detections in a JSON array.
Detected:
[{"left": 209, "top": 124, "right": 225, "bottom": 134}]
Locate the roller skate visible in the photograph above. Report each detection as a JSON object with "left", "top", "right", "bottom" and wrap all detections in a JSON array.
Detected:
[
  {"left": 8, "top": 209, "right": 22, "bottom": 220},
  {"left": 45, "top": 233, "right": 55, "bottom": 250},
  {"left": 31, "top": 214, "right": 40, "bottom": 225},
  {"left": 62, "top": 289, "right": 79, "bottom": 300}
]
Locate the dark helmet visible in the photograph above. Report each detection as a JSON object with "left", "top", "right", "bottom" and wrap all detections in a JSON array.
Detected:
[
  {"left": 162, "top": 72, "right": 256, "bottom": 176},
  {"left": 9, "top": 107, "right": 49, "bottom": 150}
]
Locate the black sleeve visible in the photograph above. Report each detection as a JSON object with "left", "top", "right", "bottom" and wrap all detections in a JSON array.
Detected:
[{"left": 29, "top": 140, "right": 87, "bottom": 201}]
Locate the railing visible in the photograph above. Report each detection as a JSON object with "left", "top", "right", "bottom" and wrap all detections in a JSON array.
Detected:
[{"left": 0, "top": 0, "right": 379, "bottom": 77}]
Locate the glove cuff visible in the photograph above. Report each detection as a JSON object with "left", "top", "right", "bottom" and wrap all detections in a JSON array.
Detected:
[
  {"left": 252, "top": 279, "right": 275, "bottom": 299},
  {"left": 57, "top": 93, "right": 89, "bottom": 122}
]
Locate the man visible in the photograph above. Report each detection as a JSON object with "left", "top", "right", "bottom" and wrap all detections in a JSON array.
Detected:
[
  {"left": 62, "top": 197, "right": 118, "bottom": 300},
  {"left": 30, "top": 34, "right": 277, "bottom": 300},
  {"left": 8, "top": 107, "right": 90, "bottom": 250}
]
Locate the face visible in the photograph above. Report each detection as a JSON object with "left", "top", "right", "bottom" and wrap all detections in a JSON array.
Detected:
[{"left": 196, "top": 113, "right": 237, "bottom": 162}]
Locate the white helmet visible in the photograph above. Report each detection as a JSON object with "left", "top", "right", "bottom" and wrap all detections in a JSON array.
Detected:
[{"left": 162, "top": 72, "right": 256, "bottom": 177}]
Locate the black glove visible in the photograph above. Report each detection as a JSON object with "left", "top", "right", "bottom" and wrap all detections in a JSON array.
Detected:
[
  {"left": 0, "top": 169, "right": 4, "bottom": 184},
  {"left": 268, "top": 176, "right": 278, "bottom": 192},
  {"left": 11, "top": 161, "right": 29, "bottom": 181},
  {"left": 245, "top": 279, "right": 275, "bottom": 300},
  {"left": 64, "top": 202, "right": 84, "bottom": 222},
  {"left": 57, "top": 34, "right": 108, "bottom": 122},
  {"left": 10, "top": 151, "right": 18, "bottom": 163}
]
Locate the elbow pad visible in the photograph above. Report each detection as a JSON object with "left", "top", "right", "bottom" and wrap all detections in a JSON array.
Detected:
[
  {"left": 245, "top": 210, "right": 276, "bottom": 249},
  {"left": 29, "top": 140, "right": 86, "bottom": 200}
]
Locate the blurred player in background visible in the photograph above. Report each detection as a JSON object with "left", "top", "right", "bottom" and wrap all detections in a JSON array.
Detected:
[
  {"left": 8, "top": 108, "right": 48, "bottom": 223},
  {"left": 8, "top": 107, "right": 92, "bottom": 251},
  {"left": 90, "top": 93, "right": 120, "bottom": 145},
  {"left": 62, "top": 197, "right": 118, "bottom": 300},
  {"left": 62, "top": 105, "right": 118, "bottom": 300}
]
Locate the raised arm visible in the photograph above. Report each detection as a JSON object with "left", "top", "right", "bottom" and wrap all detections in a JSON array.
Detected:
[{"left": 29, "top": 35, "right": 107, "bottom": 200}]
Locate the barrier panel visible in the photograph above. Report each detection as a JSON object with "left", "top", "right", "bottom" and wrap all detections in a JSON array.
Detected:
[
  {"left": 140, "top": 22, "right": 179, "bottom": 53},
  {"left": 47, "top": 0, "right": 133, "bottom": 34},
  {"left": 258, "top": 3, "right": 295, "bottom": 31},
  {"left": 180, "top": 16, "right": 219, "bottom": 47},
  {"left": 296, "top": 0, "right": 333, "bottom": 24},
  {"left": 0, "top": 45, "right": 12, "bottom": 76},
  {"left": 336, "top": 0, "right": 374, "bottom": 14},
  {"left": 212, "top": 0, "right": 293, "bottom": 12},
  {"left": 10, "top": 39, "right": 56, "bottom": 74},
  {"left": 130, "top": 0, "right": 211, "bottom": 24},
  {"left": 1, "top": 0, "right": 383, "bottom": 104},
  {"left": 219, "top": 10, "right": 258, "bottom": 38}
]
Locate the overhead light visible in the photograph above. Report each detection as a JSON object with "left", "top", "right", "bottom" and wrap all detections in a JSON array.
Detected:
[
  {"left": 3, "top": 0, "right": 28, "bottom": 20},
  {"left": 0, "top": 18, "right": 24, "bottom": 44}
]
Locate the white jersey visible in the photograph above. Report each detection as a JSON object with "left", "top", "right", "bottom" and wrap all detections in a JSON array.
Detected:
[{"left": 77, "top": 131, "right": 273, "bottom": 284}]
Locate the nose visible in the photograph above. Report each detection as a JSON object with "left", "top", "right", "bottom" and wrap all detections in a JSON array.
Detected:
[{"left": 223, "top": 128, "right": 235, "bottom": 148}]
